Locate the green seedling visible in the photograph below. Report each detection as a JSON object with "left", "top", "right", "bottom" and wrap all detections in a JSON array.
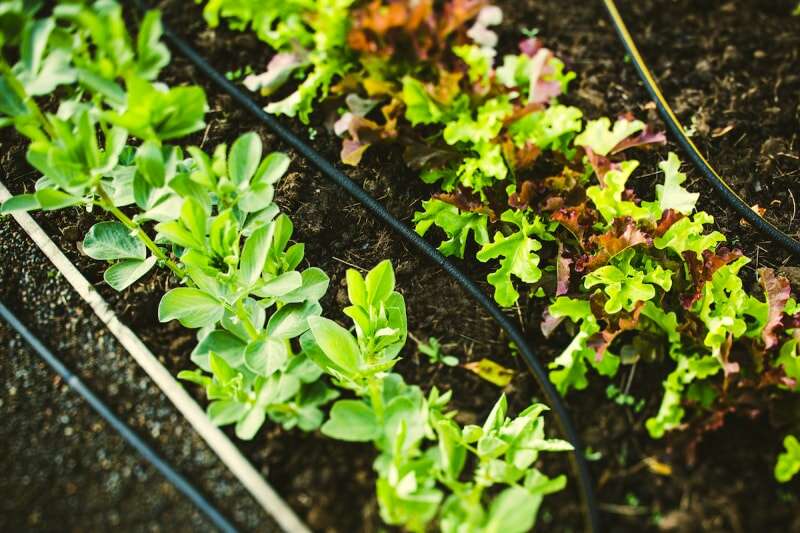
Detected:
[{"left": 417, "top": 336, "right": 459, "bottom": 367}]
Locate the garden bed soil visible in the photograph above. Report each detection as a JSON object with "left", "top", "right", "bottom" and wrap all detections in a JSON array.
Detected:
[
  {"left": 2, "top": 0, "right": 800, "bottom": 531},
  {"left": 0, "top": 219, "right": 272, "bottom": 532}
]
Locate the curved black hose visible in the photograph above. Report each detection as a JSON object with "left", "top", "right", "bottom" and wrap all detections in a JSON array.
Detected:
[
  {"left": 0, "top": 302, "right": 239, "bottom": 533},
  {"left": 603, "top": 0, "right": 800, "bottom": 258},
  {"left": 151, "top": 11, "right": 600, "bottom": 533}
]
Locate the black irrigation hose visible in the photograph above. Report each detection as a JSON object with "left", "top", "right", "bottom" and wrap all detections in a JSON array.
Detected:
[
  {"left": 147, "top": 9, "right": 601, "bottom": 533},
  {"left": 0, "top": 302, "right": 239, "bottom": 533},
  {"left": 603, "top": 0, "right": 800, "bottom": 258}
]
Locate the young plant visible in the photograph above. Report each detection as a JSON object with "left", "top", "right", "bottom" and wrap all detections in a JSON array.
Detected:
[
  {"left": 417, "top": 336, "right": 459, "bottom": 367},
  {"left": 0, "top": 1, "right": 336, "bottom": 440},
  {"left": 1, "top": 5, "right": 576, "bottom": 529},
  {"left": 201, "top": 0, "right": 355, "bottom": 123},
  {"left": 154, "top": 133, "right": 338, "bottom": 438},
  {"left": 301, "top": 260, "right": 571, "bottom": 532}
]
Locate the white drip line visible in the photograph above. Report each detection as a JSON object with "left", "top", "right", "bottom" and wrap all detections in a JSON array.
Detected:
[{"left": 0, "top": 181, "right": 310, "bottom": 533}]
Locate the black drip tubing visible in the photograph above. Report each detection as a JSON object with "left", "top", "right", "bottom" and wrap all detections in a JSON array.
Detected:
[
  {"left": 0, "top": 302, "right": 239, "bottom": 533},
  {"left": 603, "top": 0, "right": 800, "bottom": 258}
]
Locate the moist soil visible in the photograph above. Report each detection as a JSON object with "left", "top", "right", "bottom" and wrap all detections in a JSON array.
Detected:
[
  {"left": 0, "top": 220, "right": 274, "bottom": 532},
  {"left": 2, "top": 0, "right": 800, "bottom": 531}
]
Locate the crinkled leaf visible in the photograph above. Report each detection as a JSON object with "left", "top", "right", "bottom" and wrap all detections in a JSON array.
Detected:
[
  {"left": 586, "top": 160, "right": 651, "bottom": 224},
  {"left": 656, "top": 152, "right": 699, "bottom": 215},
  {"left": 401, "top": 76, "right": 442, "bottom": 126},
  {"left": 775, "top": 435, "right": 800, "bottom": 483},
  {"left": 759, "top": 268, "right": 791, "bottom": 350},
  {"left": 575, "top": 117, "right": 645, "bottom": 157},
  {"left": 414, "top": 198, "right": 489, "bottom": 258},
  {"left": 476, "top": 210, "right": 551, "bottom": 307}
]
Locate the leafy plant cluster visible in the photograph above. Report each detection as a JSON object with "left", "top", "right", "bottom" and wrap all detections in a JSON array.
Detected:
[
  {"left": 0, "top": 2, "right": 574, "bottom": 527},
  {"left": 200, "top": 0, "right": 355, "bottom": 123},
  {"left": 305, "top": 260, "right": 571, "bottom": 532},
  {"left": 0, "top": 0, "right": 339, "bottom": 439},
  {"left": 205, "top": 0, "right": 800, "bottom": 480}
]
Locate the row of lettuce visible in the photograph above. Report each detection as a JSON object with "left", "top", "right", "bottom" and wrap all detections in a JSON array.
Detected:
[
  {"left": 0, "top": 1, "right": 575, "bottom": 530},
  {"left": 202, "top": 0, "right": 800, "bottom": 482}
]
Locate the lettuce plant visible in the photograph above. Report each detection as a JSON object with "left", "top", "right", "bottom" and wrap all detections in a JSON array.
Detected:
[
  {"left": 302, "top": 260, "right": 570, "bottom": 532},
  {"left": 206, "top": 0, "right": 800, "bottom": 475},
  {"left": 200, "top": 0, "right": 355, "bottom": 123}
]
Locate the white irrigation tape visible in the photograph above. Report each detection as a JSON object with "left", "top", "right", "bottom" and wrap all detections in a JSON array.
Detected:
[{"left": 0, "top": 181, "right": 310, "bottom": 533}]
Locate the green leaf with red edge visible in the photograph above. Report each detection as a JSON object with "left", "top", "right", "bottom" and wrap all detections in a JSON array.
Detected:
[{"left": 575, "top": 117, "right": 644, "bottom": 157}]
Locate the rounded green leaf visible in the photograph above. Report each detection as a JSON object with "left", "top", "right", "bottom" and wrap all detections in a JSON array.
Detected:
[
  {"left": 135, "top": 141, "right": 165, "bottom": 187},
  {"left": 253, "top": 152, "right": 290, "bottom": 185},
  {"left": 238, "top": 182, "right": 274, "bottom": 213},
  {"left": 365, "top": 259, "right": 395, "bottom": 305},
  {"left": 207, "top": 400, "right": 248, "bottom": 426},
  {"left": 255, "top": 271, "right": 302, "bottom": 298},
  {"left": 103, "top": 256, "right": 156, "bottom": 291},
  {"left": 239, "top": 223, "right": 275, "bottom": 287},
  {"left": 307, "top": 316, "right": 361, "bottom": 374},
  {"left": 235, "top": 405, "right": 266, "bottom": 440},
  {"left": 266, "top": 301, "right": 321, "bottom": 339},
  {"left": 484, "top": 486, "right": 541, "bottom": 533},
  {"left": 321, "top": 400, "right": 379, "bottom": 442},
  {"left": 244, "top": 338, "right": 287, "bottom": 376},
  {"left": 35, "top": 188, "right": 82, "bottom": 210},
  {"left": 158, "top": 287, "right": 223, "bottom": 328},
  {"left": 281, "top": 268, "right": 329, "bottom": 304},
  {"left": 191, "top": 329, "right": 247, "bottom": 371},
  {"left": 180, "top": 197, "right": 208, "bottom": 245},
  {"left": 0, "top": 193, "right": 40, "bottom": 213},
  {"left": 346, "top": 268, "right": 367, "bottom": 307},
  {"left": 83, "top": 221, "right": 146, "bottom": 260},
  {"left": 436, "top": 419, "right": 467, "bottom": 481},
  {"left": 229, "top": 132, "right": 262, "bottom": 185}
]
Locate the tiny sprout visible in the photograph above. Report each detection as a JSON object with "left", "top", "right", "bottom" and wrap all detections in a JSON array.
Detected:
[
  {"left": 417, "top": 336, "right": 459, "bottom": 367},
  {"left": 521, "top": 27, "right": 539, "bottom": 38}
]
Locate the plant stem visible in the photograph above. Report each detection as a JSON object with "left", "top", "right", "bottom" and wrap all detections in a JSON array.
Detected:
[
  {"left": 367, "top": 376, "right": 384, "bottom": 420},
  {"left": 95, "top": 185, "right": 187, "bottom": 280},
  {"left": 234, "top": 298, "right": 260, "bottom": 340}
]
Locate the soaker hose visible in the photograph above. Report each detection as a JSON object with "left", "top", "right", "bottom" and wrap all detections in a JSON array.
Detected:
[
  {"left": 0, "top": 302, "right": 239, "bottom": 533},
  {"left": 147, "top": 9, "right": 601, "bottom": 533},
  {"left": 603, "top": 0, "right": 800, "bottom": 257}
]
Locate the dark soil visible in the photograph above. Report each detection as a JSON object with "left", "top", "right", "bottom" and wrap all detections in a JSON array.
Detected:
[
  {"left": 0, "top": 219, "right": 274, "bottom": 532},
  {"left": 2, "top": 0, "right": 800, "bottom": 532}
]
